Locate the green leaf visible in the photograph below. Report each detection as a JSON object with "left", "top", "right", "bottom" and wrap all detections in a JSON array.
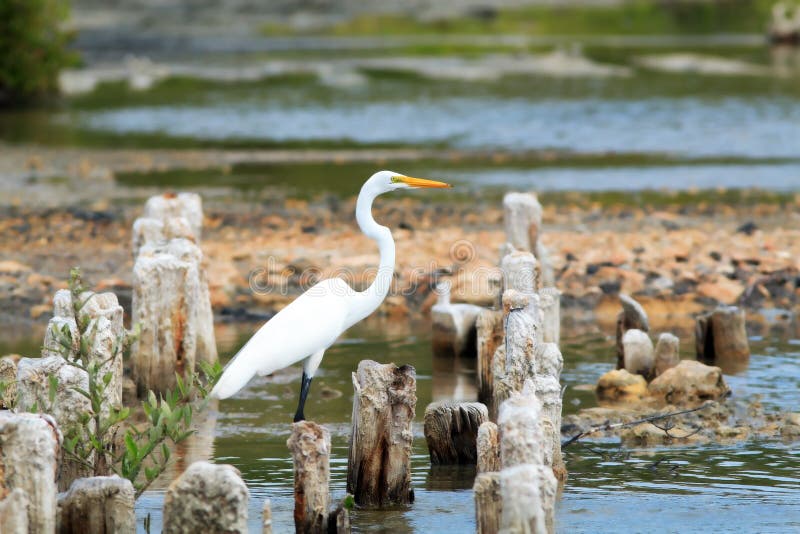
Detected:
[
  {"left": 144, "top": 466, "right": 159, "bottom": 481},
  {"left": 48, "top": 374, "right": 59, "bottom": 404},
  {"left": 161, "top": 442, "right": 171, "bottom": 462},
  {"left": 102, "top": 372, "right": 113, "bottom": 386},
  {"left": 124, "top": 434, "right": 138, "bottom": 459}
]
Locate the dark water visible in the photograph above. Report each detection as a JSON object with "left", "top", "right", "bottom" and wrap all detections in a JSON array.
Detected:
[{"left": 123, "top": 317, "right": 800, "bottom": 533}]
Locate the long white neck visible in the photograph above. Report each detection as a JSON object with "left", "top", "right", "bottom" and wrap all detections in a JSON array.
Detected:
[{"left": 345, "top": 184, "right": 395, "bottom": 327}]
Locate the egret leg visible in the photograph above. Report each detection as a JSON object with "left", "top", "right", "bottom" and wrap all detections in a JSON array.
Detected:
[
  {"left": 293, "top": 349, "right": 325, "bottom": 422},
  {"left": 293, "top": 372, "right": 313, "bottom": 422}
]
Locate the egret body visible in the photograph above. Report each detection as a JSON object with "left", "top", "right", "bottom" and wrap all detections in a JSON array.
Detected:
[{"left": 210, "top": 171, "right": 451, "bottom": 421}]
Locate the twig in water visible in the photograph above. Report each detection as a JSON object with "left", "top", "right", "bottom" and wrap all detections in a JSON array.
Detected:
[{"left": 562, "top": 401, "right": 714, "bottom": 448}]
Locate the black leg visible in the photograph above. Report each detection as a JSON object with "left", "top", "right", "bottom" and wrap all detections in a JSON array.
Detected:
[{"left": 293, "top": 372, "right": 313, "bottom": 422}]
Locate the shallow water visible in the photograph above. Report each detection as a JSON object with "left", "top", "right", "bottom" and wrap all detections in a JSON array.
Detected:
[{"left": 125, "top": 317, "right": 800, "bottom": 533}]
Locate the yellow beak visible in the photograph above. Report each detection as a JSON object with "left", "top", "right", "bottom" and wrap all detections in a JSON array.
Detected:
[{"left": 397, "top": 176, "right": 453, "bottom": 189}]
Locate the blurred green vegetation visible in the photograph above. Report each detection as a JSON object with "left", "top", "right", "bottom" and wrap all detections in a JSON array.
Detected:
[
  {"left": 264, "top": 1, "right": 780, "bottom": 37},
  {"left": 0, "top": 0, "right": 74, "bottom": 104}
]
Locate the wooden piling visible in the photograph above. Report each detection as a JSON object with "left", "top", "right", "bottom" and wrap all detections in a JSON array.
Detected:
[
  {"left": 262, "top": 499, "right": 272, "bottom": 534},
  {"left": 696, "top": 306, "right": 750, "bottom": 365},
  {"left": 163, "top": 461, "right": 249, "bottom": 534},
  {"left": 538, "top": 287, "right": 561, "bottom": 345},
  {"left": 0, "top": 489, "right": 29, "bottom": 534},
  {"left": 424, "top": 401, "right": 488, "bottom": 465},
  {"left": 287, "top": 421, "right": 331, "bottom": 533},
  {"left": 503, "top": 192, "right": 542, "bottom": 253},
  {"left": 0, "top": 412, "right": 61, "bottom": 534},
  {"left": 501, "top": 250, "right": 538, "bottom": 294},
  {"left": 476, "top": 309, "right": 504, "bottom": 407},
  {"left": 328, "top": 498, "right": 352, "bottom": 534},
  {"left": 473, "top": 472, "right": 501, "bottom": 534},
  {"left": 57, "top": 475, "right": 135, "bottom": 534},
  {"left": 615, "top": 294, "right": 650, "bottom": 369},
  {"left": 500, "top": 464, "right": 557, "bottom": 534},
  {"left": 476, "top": 422, "right": 501, "bottom": 473},
  {"left": 498, "top": 390, "right": 544, "bottom": 468},
  {"left": 347, "top": 360, "right": 416, "bottom": 507}
]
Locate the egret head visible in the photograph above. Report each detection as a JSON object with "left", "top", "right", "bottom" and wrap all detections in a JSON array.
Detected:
[{"left": 366, "top": 170, "right": 452, "bottom": 194}]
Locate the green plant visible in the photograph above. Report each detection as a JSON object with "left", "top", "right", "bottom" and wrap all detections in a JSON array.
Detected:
[
  {"left": 0, "top": 0, "right": 75, "bottom": 103},
  {"left": 47, "top": 268, "right": 222, "bottom": 497}
]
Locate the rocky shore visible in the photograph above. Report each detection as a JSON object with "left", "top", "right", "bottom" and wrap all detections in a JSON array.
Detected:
[{"left": 2, "top": 181, "right": 799, "bottom": 332}]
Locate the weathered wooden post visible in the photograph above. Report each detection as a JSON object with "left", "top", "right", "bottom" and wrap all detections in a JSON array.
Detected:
[
  {"left": 0, "top": 412, "right": 61, "bottom": 533},
  {"left": 347, "top": 360, "right": 416, "bottom": 507},
  {"left": 538, "top": 287, "right": 561, "bottom": 345},
  {"left": 57, "top": 475, "right": 135, "bottom": 534},
  {"left": 534, "top": 376, "right": 566, "bottom": 481},
  {"left": 498, "top": 392, "right": 558, "bottom": 533},
  {"left": 473, "top": 472, "right": 501, "bottom": 534},
  {"left": 424, "top": 401, "right": 488, "bottom": 465},
  {"left": 163, "top": 461, "right": 249, "bottom": 534},
  {"left": 431, "top": 281, "right": 482, "bottom": 358},
  {"left": 328, "top": 498, "right": 352, "bottom": 534},
  {"left": 287, "top": 421, "right": 331, "bottom": 533},
  {"left": 654, "top": 333, "right": 680, "bottom": 376},
  {"left": 616, "top": 294, "right": 650, "bottom": 369},
  {"left": 476, "top": 309, "right": 503, "bottom": 407},
  {"left": 0, "top": 488, "right": 29, "bottom": 534},
  {"left": 476, "top": 421, "right": 500, "bottom": 473},
  {"left": 132, "top": 193, "right": 217, "bottom": 397},
  {"left": 262, "top": 500, "right": 272, "bottom": 534},
  {"left": 622, "top": 329, "right": 655, "bottom": 378},
  {"left": 500, "top": 464, "right": 557, "bottom": 534},
  {"left": 696, "top": 305, "right": 750, "bottom": 366},
  {"left": 503, "top": 192, "right": 542, "bottom": 253},
  {"left": 0, "top": 355, "right": 18, "bottom": 409},
  {"left": 501, "top": 250, "right": 538, "bottom": 295},
  {"left": 491, "top": 291, "right": 536, "bottom": 420}
]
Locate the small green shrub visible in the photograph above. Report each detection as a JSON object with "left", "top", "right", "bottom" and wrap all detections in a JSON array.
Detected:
[{"left": 0, "top": 0, "right": 74, "bottom": 103}]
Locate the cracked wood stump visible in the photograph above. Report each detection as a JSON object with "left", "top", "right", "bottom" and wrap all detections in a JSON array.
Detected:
[
  {"left": 346, "top": 360, "right": 416, "bottom": 507},
  {"left": 287, "top": 421, "right": 331, "bottom": 533},
  {"left": 57, "top": 475, "right": 135, "bottom": 534}
]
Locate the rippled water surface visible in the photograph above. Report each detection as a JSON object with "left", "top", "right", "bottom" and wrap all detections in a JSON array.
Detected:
[{"left": 125, "top": 318, "right": 800, "bottom": 533}]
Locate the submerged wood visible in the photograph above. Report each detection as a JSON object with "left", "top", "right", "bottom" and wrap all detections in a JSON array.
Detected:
[
  {"left": 57, "top": 475, "right": 135, "bottom": 534},
  {"left": 503, "top": 191, "right": 542, "bottom": 253},
  {"left": 328, "top": 498, "right": 352, "bottom": 534},
  {"left": 476, "top": 421, "right": 501, "bottom": 473},
  {"left": 424, "top": 401, "right": 488, "bottom": 465},
  {"left": 615, "top": 294, "right": 650, "bottom": 369},
  {"left": 162, "top": 461, "right": 249, "bottom": 534},
  {"left": 476, "top": 309, "right": 504, "bottom": 407},
  {"left": 287, "top": 421, "right": 331, "bottom": 533},
  {"left": 0, "top": 412, "right": 61, "bottom": 534},
  {"left": 347, "top": 360, "right": 416, "bottom": 507},
  {"left": 473, "top": 472, "right": 501, "bottom": 534}
]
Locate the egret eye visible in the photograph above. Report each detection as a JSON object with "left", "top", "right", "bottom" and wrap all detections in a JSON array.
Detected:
[{"left": 390, "top": 175, "right": 403, "bottom": 183}]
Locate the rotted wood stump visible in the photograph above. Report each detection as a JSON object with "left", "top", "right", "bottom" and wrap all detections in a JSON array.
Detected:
[
  {"left": 503, "top": 191, "right": 542, "bottom": 253},
  {"left": 287, "top": 421, "right": 331, "bottom": 533},
  {"left": 57, "top": 475, "right": 135, "bottom": 534},
  {"left": 347, "top": 360, "right": 416, "bottom": 507},
  {"left": 696, "top": 306, "right": 750, "bottom": 367},
  {"left": 424, "top": 401, "right": 488, "bottom": 465},
  {"left": 615, "top": 294, "right": 650, "bottom": 370},
  {"left": 473, "top": 472, "right": 501, "bottom": 534}
]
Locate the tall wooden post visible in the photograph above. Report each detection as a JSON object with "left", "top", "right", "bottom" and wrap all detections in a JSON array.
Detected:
[{"left": 287, "top": 421, "right": 331, "bottom": 533}]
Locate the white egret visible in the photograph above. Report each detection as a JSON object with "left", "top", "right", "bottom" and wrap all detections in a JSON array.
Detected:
[{"left": 210, "top": 170, "right": 451, "bottom": 421}]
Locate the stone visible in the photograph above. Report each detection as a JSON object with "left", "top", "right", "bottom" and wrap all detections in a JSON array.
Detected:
[
  {"left": 622, "top": 329, "right": 655, "bottom": 378},
  {"left": 654, "top": 333, "right": 680, "bottom": 376},
  {"left": 780, "top": 413, "right": 800, "bottom": 440},
  {"left": 162, "top": 461, "right": 249, "bottom": 534},
  {"left": 596, "top": 369, "right": 647, "bottom": 402},
  {"left": 648, "top": 360, "right": 730, "bottom": 405}
]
